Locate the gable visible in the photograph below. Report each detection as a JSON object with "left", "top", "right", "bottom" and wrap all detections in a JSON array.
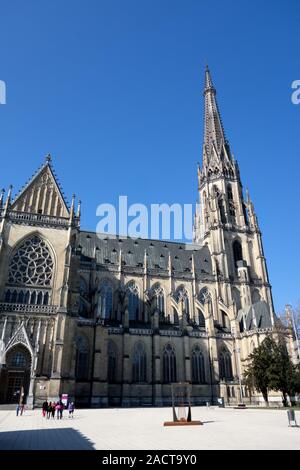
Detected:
[
  {"left": 5, "top": 323, "right": 34, "bottom": 356},
  {"left": 11, "top": 161, "right": 69, "bottom": 218}
]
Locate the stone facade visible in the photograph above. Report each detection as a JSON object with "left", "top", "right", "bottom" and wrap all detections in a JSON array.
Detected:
[{"left": 0, "top": 68, "right": 291, "bottom": 407}]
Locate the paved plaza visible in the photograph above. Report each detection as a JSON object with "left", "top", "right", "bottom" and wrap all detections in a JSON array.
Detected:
[{"left": 0, "top": 406, "right": 299, "bottom": 450}]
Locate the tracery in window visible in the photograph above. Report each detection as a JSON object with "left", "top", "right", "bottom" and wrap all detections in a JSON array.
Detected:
[
  {"left": 75, "top": 335, "right": 89, "bottom": 380},
  {"left": 5, "top": 235, "right": 53, "bottom": 305},
  {"left": 198, "top": 287, "right": 211, "bottom": 305},
  {"left": 132, "top": 342, "right": 147, "bottom": 383},
  {"left": 219, "top": 347, "right": 233, "bottom": 381},
  {"left": 8, "top": 235, "right": 53, "bottom": 287},
  {"left": 97, "top": 280, "right": 113, "bottom": 319},
  {"left": 174, "top": 286, "right": 189, "bottom": 316},
  {"left": 163, "top": 344, "right": 177, "bottom": 383},
  {"left": 151, "top": 284, "right": 165, "bottom": 314},
  {"left": 191, "top": 345, "right": 206, "bottom": 383},
  {"left": 126, "top": 282, "right": 139, "bottom": 321}
]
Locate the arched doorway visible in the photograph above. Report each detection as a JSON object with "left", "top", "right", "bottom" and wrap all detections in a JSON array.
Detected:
[{"left": 1, "top": 345, "right": 32, "bottom": 404}]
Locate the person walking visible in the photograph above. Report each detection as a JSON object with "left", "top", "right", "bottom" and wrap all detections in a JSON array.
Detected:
[
  {"left": 58, "top": 400, "right": 64, "bottom": 419},
  {"left": 47, "top": 401, "right": 52, "bottom": 419},
  {"left": 42, "top": 400, "right": 48, "bottom": 418},
  {"left": 16, "top": 404, "right": 20, "bottom": 416},
  {"left": 68, "top": 402, "right": 75, "bottom": 418},
  {"left": 20, "top": 403, "right": 25, "bottom": 415},
  {"left": 55, "top": 401, "right": 61, "bottom": 419},
  {"left": 51, "top": 402, "right": 56, "bottom": 419}
]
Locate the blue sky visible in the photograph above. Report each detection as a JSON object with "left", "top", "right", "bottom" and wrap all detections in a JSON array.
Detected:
[{"left": 0, "top": 0, "right": 299, "bottom": 313}]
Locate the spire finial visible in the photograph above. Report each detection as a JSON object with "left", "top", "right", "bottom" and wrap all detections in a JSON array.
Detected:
[
  {"left": 69, "top": 194, "right": 75, "bottom": 221},
  {"left": 76, "top": 199, "right": 81, "bottom": 218},
  {"left": 204, "top": 64, "right": 215, "bottom": 93},
  {"left": 168, "top": 250, "right": 172, "bottom": 275},
  {"left": 144, "top": 249, "right": 147, "bottom": 273},
  {"left": 3, "top": 185, "right": 12, "bottom": 214},
  {"left": 45, "top": 153, "right": 52, "bottom": 163},
  {"left": 246, "top": 188, "right": 250, "bottom": 204},
  {"left": 203, "top": 66, "right": 227, "bottom": 155}
]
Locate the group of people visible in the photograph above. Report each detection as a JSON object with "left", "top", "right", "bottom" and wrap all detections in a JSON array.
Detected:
[{"left": 42, "top": 399, "right": 75, "bottom": 419}]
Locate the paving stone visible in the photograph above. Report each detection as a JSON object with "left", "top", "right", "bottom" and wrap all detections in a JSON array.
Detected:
[{"left": 0, "top": 407, "right": 299, "bottom": 450}]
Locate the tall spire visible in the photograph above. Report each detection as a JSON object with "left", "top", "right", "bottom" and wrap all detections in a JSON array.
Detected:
[{"left": 203, "top": 66, "right": 226, "bottom": 154}]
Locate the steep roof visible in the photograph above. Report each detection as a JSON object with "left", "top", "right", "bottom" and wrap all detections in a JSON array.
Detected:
[
  {"left": 77, "top": 231, "right": 214, "bottom": 278},
  {"left": 11, "top": 155, "right": 70, "bottom": 217}
]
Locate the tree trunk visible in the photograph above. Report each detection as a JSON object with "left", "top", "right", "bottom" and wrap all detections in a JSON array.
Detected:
[
  {"left": 262, "top": 389, "right": 269, "bottom": 407},
  {"left": 282, "top": 392, "right": 288, "bottom": 407}
]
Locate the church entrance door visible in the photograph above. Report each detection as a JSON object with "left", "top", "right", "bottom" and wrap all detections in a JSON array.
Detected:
[{"left": 1, "top": 345, "right": 32, "bottom": 404}]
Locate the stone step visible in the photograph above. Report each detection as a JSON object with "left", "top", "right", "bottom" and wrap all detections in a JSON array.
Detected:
[{"left": 0, "top": 404, "right": 19, "bottom": 410}]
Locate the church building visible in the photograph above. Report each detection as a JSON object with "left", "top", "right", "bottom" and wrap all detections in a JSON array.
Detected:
[{"left": 0, "top": 68, "right": 285, "bottom": 407}]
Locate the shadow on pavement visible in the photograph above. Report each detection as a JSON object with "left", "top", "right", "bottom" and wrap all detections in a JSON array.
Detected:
[{"left": 0, "top": 427, "right": 95, "bottom": 450}]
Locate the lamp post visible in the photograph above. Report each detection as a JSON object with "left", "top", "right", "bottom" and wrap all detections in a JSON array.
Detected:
[
  {"left": 233, "top": 328, "right": 244, "bottom": 405},
  {"left": 235, "top": 346, "right": 244, "bottom": 405}
]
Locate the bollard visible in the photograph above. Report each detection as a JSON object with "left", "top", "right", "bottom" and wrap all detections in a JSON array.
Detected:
[{"left": 287, "top": 409, "right": 298, "bottom": 427}]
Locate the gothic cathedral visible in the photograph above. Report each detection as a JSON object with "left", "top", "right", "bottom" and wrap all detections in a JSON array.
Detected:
[{"left": 0, "top": 68, "right": 284, "bottom": 407}]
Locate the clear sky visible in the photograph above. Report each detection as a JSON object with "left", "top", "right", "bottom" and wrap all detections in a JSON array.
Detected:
[{"left": 0, "top": 0, "right": 299, "bottom": 314}]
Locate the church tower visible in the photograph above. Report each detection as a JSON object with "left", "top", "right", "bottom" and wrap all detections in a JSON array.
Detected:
[{"left": 193, "top": 67, "right": 275, "bottom": 325}]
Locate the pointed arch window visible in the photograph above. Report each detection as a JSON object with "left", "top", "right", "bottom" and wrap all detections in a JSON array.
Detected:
[
  {"left": 79, "top": 277, "right": 91, "bottom": 319},
  {"left": 97, "top": 281, "right": 113, "bottom": 319},
  {"left": 132, "top": 342, "right": 147, "bottom": 383},
  {"left": 127, "top": 282, "right": 139, "bottom": 321},
  {"left": 227, "top": 185, "right": 236, "bottom": 221},
  {"left": 174, "top": 287, "right": 190, "bottom": 316},
  {"left": 173, "top": 307, "right": 179, "bottom": 325},
  {"left": 227, "top": 185, "right": 233, "bottom": 200},
  {"left": 218, "top": 197, "right": 227, "bottom": 224},
  {"left": 219, "top": 347, "right": 233, "bottom": 381},
  {"left": 7, "top": 345, "right": 31, "bottom": 369},
  {"left": 198, "top": 287, "right": 211, "bottom": 305},
  {"left": 10, "top": 351, "right": 27, "bottom": 367},
  {"left": 75, "top": 336, "right": 89, "bottom": 381},
  {"left": 5, "top": 290, "right": 11, "bottom": 303},
  {"left": 233, "top": 240, "right": 243, "bottom": 267},
  {"left": 18, "top": 291, "right": 24, "bottom": 304},
  {"left": 43, "top": 292, "right": 49, "bottom": 305},
  {"left": 30, "top": 291, "right": 36, "bottom": 305},
  {"left": 11, "top": 290, "right": 18, "bottom": 303},
  {"left": 163, "top": 344, "right": 177, "bottom": 383},
  {"left": 152, "top": 284, "right": 165, "bottom": 314},
  {"left": 197, "top": 309, "right": 206, "bottom": 328},
  {"left": 191, "top": 346, "right": 206, "bottom": 383}
]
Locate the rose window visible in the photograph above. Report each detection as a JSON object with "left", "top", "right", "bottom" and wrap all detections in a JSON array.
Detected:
[
  {"left": 8, "top": 235, "right": 53, "bottom": 287},
  {"left": 5, "top": 235, "right": 53, "bottom": 305}
]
